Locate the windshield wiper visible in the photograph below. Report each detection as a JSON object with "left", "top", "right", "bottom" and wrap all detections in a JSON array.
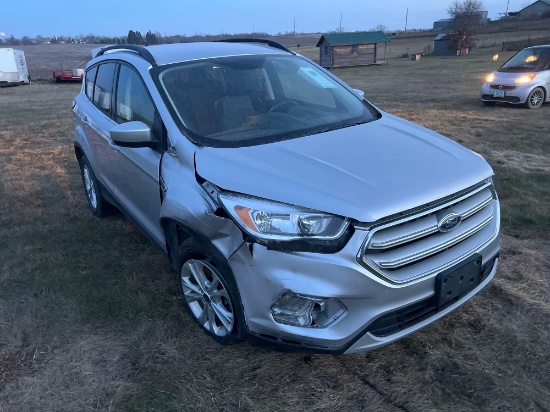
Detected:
[{"left": 320, "top": 121, "right": 370, "bottom": 133}]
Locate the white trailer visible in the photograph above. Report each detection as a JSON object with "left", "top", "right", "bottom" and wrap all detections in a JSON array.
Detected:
[{"left": 0, "top": 48, "right": 31, "bottom": 86}]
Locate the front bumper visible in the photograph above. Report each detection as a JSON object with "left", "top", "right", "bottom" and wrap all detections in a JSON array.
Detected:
[
  {"left": 227, "top": 223, "right": 500, "bottom": 354},
  {"left": 480, "top": 82, "right": 534, "bottom": 104}
]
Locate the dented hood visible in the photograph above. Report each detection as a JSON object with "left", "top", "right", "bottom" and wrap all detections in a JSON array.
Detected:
[{"left": 194, "top": 113, "right": 493, "bottom": 223}]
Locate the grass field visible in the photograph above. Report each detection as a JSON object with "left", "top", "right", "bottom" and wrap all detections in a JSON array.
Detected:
[{"left": 1, "top": 45, "right": 549, "bottom": 411}]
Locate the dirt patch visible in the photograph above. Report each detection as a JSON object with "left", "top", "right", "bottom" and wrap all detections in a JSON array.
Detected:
[{"left": 487, "top": 149, "right": 550, "bottom": 173}]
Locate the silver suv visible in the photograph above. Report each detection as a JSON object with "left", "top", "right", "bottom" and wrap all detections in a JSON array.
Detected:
[{"left": 73, "top": 40, "right": 500, "bottom": 353}]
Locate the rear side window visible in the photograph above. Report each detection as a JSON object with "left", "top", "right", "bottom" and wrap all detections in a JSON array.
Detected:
[
  {"left": 93, "top": 63, "right": 117, "bottom": 116},
  {"left": 85, "top": 66, "right": 98, "bottom": 100},
  {"left": 115, "top": 65, "right": 155, "bottom": 128}
]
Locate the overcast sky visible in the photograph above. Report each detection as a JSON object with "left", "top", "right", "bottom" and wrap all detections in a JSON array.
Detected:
[{"left": 1, "top": 0, "right": 530, "bottom": 38}]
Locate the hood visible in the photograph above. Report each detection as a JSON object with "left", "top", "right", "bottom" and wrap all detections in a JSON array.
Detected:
[
  {"left": 195, "top": 113, "right": 493, "bottom": 223},
  {"left": 492, "top": 71, "right": 538, "bottom": 83}
]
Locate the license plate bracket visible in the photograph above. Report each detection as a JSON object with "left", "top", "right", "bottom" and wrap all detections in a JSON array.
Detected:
[{"left": 435, "top": 254, "right": 482, "bottom": 309}]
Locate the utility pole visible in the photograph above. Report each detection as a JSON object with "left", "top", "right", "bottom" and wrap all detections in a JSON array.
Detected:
[
  {"left": 339, "top": 13, "right": 343, "bottom": 32},
  {"left": 405, "top": 8, "right": 408, "bottom": 33},
  {"left": 294, "top": 18, "right": 296, "bottom": 35},
  {"left": 505, "top": 0, "right": 510, "bottom": 17}
]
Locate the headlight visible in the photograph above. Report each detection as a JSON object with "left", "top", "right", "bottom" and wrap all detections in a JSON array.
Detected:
[
  {"left": 218, "top": 192, "right": 350, "bottom": 243},
  {"left": 486, "top": 73, "right": 495, "bottom": 83},
  {"left": 515, "top": 74, "right": 535, "bottom": 84}
]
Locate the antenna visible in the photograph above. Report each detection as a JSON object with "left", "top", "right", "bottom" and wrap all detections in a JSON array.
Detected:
[
  {"left": 505, "top": 0, "right": 510, "bottom": 17},
  {"left": 405, "top": 8, "right": 409, "bottom": 32},
  {"left": 339, "top": 13, "right": 343, "bottom": 32}
]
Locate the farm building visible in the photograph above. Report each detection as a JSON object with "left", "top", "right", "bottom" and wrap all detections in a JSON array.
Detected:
[
  {"left": 432, "top": 11, "right": 488, "bottom": 30},
  {"left": 433, "top": 19, "right": 455, "bottom": 30},
  {"left": 519, "top": 0, "right": 550, "bottom": 19},
  {"left": 316, "top": 31, "right": 390, "bottom": 68},
  {"left": 434, "top": 34, "right": 458, "bottom": 56}
]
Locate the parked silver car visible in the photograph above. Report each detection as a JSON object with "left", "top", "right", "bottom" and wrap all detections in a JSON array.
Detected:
[
  {"left": 73, "top": 40, "right": 500, "bottom": 353},
  {"left": 481, "top": 45, "right": 550, "bottom": 109}
]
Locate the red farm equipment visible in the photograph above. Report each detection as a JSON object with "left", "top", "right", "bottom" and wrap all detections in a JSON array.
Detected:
[{"left": 52, "top": 68, "right": 84, "bottom": 83}]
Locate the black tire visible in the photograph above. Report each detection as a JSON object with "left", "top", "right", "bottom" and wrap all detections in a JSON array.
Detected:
[
  {"left": 483, "top": 101, "right": 496, "bottom": 106},
  {"left": 177, "top": 238, "right": 245, "bottom": 345},
  {"left": 525, "top": 87, "right": 545, "bottom": 109},
  {"left": 78, "top": 155, "right": 113, "bottom": 217}
]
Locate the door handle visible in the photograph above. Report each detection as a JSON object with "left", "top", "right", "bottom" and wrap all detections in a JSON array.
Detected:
[{"left": 82, "top": 115, "right": 88, "bottom": 124}]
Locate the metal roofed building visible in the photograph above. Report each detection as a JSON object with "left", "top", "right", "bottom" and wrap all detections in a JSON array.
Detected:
[
  {"left": 433, "top": 19, "right": 455, "bottom": 31},
  {"left": 519, "top": 0, "right": 550, "bottom": 18},
  {"left": 316, "top": 31, "right": 390, "bottom": 68}
]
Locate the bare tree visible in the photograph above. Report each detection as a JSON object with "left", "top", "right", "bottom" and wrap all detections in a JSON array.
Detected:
[
  {"left": 373, "top": 24, "right": 388, "bottom": 33},
  {"left": 447, "top": 0, "right": 484, "bottom": 51}
]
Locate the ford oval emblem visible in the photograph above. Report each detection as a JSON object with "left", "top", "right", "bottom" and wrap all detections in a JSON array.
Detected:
[{"left": 437, "top": 212, "right": 462, "bottom": 233}]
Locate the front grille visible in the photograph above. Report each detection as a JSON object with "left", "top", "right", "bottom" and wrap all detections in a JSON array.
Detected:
[
  {"left": 489, "top": 84, "right": 518, "bottom": 90},
  {"left": 359, "top": 181, "right": 499, "bottom": 284},
  {"left": 482, "top": 94, "right": 521, "bottom": 103}
]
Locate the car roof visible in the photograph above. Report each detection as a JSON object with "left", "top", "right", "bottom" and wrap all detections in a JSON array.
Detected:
[{"left": 97, "top": 42, "right": 292, "bottom": 67}]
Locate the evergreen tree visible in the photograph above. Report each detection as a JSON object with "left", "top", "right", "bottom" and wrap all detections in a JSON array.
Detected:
[
  {"left": 135, "top": 31, "right": 144, "bottom": 45},
  {"left": 145, "top": 30, "right": 158, "bottom": 45},
  {"left": 127, "top": 30, "right": 137, "bottom": 44}
]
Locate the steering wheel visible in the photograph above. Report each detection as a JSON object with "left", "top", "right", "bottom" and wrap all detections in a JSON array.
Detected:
[{"left": 269, "top": 99, "right": 299, "bottom": 113}]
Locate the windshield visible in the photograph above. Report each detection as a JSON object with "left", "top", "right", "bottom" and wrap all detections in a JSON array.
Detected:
[
  {"left": 499, "top": 47, "right": 550, "bottom": 72},
  {"left": 153, "top": 54, "right": 379, "bottom": 147}
]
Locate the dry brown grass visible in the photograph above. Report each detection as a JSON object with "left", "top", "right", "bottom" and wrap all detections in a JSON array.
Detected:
[{"left": 1, "top": 46, "right": 549, "bottom": 411}]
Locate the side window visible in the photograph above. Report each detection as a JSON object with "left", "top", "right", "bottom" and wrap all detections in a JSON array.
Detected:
[
  {"left": 115, "top": 65, "right": 155, "bottom": 128},
  {"left": 93, "top": 63, "right": 117, "bottom": 116},
  {"left": 85, "top": 66, "right": 98, "bottom": 100}
]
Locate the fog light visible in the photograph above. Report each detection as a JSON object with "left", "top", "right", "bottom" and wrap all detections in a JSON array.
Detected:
[{"left": 270, "top": 292, "right": 345, "bottom": 327}]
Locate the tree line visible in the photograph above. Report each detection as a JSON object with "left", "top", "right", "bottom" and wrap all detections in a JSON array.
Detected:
[{"left": 1, "top": 29, "right": 277, "bottom": 46}]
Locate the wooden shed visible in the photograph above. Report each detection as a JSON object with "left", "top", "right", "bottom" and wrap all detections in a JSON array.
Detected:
[{"left": 316, "top": 31, "right": 390, "bottom": 68}]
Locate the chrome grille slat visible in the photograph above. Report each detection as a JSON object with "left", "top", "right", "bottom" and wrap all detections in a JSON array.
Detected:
[
  {"left": 374, "top": 213, "right": 493, "bottom": 269},
  {"left": 359, "top": 181, "right": 498, "bottom": 284},
  {"left": 462, "top": 192, "right": 492, "bottom": 219},
  {"left": 368, "top": 188, "right": 493, "bottom": 250}
]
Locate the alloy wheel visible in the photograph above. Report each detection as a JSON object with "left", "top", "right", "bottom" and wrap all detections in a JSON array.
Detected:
[
  {"left": 180, "top": 259, "right": 235, "bottom": 337},
  {"left": 83, "top": 165, "right": 97, "bottom": 209},
  {"left": 528, "top": 88, "right": 544, "bottom": 109}
]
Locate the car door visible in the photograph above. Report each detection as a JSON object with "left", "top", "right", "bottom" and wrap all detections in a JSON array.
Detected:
[
  {"left": 105, "top": 63, "right": 164, "bottom": 248},
  {"left": 83, "top": 62, "right": 119, "bottom": 199}
]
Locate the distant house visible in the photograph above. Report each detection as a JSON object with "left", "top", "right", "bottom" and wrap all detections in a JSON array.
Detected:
[
  {"left": 433, "top": 34, "right": 457, "bottom": 56},
  {"left": 316, "top": 31, "right": 390, "bottom": 68},
  {"left": 519, "top": 0, "right": 550, "bottom": 19}
]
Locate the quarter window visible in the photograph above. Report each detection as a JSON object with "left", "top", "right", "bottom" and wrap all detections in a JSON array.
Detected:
[
  {"left": 85, "top": 66, "right": 98, "bottom": 100},
  {"left": 115, "top": 65, "right": 155, "bottom": 128}
]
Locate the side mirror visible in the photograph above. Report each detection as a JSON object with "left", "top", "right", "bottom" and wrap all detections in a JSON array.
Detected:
[
  {"left": 353, "top": 88, "right": 365, "bottom": 99},
  {"left": 110, "top": 121, "right": 152, "bottom": 147}
]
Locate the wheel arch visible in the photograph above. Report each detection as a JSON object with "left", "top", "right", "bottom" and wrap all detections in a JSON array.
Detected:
[{"left": 161, "top": 216, "right": 247, "bottom": 272}]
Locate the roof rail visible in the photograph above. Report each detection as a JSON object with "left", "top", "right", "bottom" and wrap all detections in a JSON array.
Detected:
[
  {"left": 215, "top": 38, "right": 294, "bottom": 54},
  {"left": 95, "top": 44, "right": 157, "bottom": 67}
]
